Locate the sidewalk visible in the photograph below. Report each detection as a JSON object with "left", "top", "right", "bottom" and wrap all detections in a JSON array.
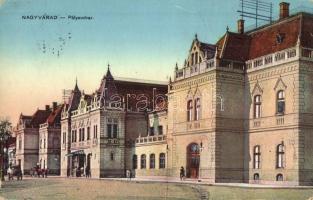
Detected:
[{"left": 22, "top": 175, "right": 313, "bottom": 189}]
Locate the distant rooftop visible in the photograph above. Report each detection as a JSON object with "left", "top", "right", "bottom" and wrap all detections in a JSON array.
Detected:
[{"left": 115, "top": 76, "right": 168, "bottom": 85}]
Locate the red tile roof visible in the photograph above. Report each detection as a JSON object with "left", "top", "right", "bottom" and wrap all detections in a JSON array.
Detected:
[
  {"left": 216, "top": 13, "right": 313, "bottom": 61},
  {"left": 218, "top": 32, "right": 250, "bottom": 61},
  {"left": 247, "top": 15, "right": 301, "bottom": 60},
  {"left": 30, "top": 109, "right": 51, "bottom": 128},
  {"left": 46, "top": 104, "right": 64, "bottom": 126},
  {"left": 97, "top": 68, "right": 168, "bottom": 111}
]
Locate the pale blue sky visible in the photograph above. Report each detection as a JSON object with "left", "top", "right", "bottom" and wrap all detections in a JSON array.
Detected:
[{"left": 0, "top": 0, "right": 311, "bottom": 123}]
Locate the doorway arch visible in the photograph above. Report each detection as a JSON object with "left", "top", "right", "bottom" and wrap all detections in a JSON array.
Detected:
[{"left": 186, "top": 143, "right": 200, "bottom": 178}]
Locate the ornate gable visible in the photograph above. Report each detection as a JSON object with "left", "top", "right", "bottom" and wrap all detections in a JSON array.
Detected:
[
  {"left": 186, "top": 86, "right": 193, "bottom": 100},
  {"left": 184, "top": 34, "right": 215, "bottom": 67},
  {"left": 274, "top": 77, "right": 287, "bottom": 91},
  {"left": 252, "top": 81, "right": 263, "bottom": 96},
  {"left": 193, "top": 84, "right": 201, "bottom": 98}
]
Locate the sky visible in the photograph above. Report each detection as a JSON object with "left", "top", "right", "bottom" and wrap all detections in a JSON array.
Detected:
[{"left": 0, "top": 0, "right": 312, "bottom": 125}]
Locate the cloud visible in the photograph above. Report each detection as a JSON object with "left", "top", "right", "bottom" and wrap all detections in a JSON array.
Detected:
[{"left": 174, "top": 4, "right": 196, "bottom": 14}]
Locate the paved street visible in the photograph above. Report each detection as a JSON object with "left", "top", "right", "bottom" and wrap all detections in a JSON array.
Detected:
[{"left": 0, "top": 177, "right": 313, "bottom": 200}]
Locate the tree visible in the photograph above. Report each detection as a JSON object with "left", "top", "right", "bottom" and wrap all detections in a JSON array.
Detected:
[{"left": 0, "top": 118, "right": 12, "bottom": 182}]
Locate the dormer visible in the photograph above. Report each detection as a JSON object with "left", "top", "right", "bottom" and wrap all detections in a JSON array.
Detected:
[{"left": 185, "top": 34, "right": 216, "bottom": 67}]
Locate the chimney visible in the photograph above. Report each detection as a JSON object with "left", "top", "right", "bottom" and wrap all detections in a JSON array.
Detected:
[
  {"left": 52, "top": 102, "right": 58, "bottom": 110},
  {"left": 237, "top": 19, "right": 244, "bottom": 34},
  {"left": 45, "top": 105, "right": 50, "bottom": 111},
  {"left": 279, "top": 2, "right": 290, "bottom": 20}
]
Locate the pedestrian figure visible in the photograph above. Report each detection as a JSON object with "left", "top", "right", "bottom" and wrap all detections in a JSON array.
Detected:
[
  {"left": 17, "top": 165, "right": 23, "bottom": 181},
  {"left": 7, "top": 167, "right": 12, "bottom": 180},
  {"left": 126, "top": 169, "right": 131, "bottom": 181},
  {"left": 180, "top": 166, "right": 185, "bottom": 181},
  {"left": 45, "top": 168, "right": 48, "bottom": 178},
  {"left": 85, "top": 166, "right": 89, "bottom": 178},
  {"left": 41, "top": 169, "right": 45, "bottom": 178}
]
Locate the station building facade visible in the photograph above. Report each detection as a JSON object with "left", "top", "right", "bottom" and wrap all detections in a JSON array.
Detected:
[
  {"left": 132, "top": 3, "right": 313, "bottom": 186},
  {"left": 15, "top": 2, "right": 313, "bottom": 186}
]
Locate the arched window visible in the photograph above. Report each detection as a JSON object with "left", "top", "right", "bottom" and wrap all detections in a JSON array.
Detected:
[
  {"left": 194, "top": 98, "right": 201, "bottom": 121},
  {"left": 191, "top": 53, "right": 195, "bottom": 65},
  {"left": 253, "top": 173, "right": 260, "bottom": 180},
  {"left": 149, "top": 154, "right": 155, "bottom": 169},
  {"left": 187, "top": 100, "right": 193, "bottom": 121},
  {"left": 277, "top": 144, "right": 285, "bottom": 168},
  {"left": 110, "top": 152, "right": 114, "bottom": 161},
  {"left": 276, "top": 173, "right": 283, "bottom": 181},
  {"left": 132, "top": 155, "right": 137, "bottom": 169},
  {"left": 277, "top": 90, "right": 285, "bottom": 115},
  {"left": 254, "top": 95, "right": 261, "bottom": 118},
  {"left": 253, "top": 145, "right": 261, "bottom": 169},
  {"left": 141, "top": 154, "right": 146, "bottom": 169},
  {"left": 159, "top": 153, "right": 166, "bottom": 169}
]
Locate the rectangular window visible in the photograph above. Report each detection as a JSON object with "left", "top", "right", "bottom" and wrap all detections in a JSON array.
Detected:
[
  {"left": 18, "top": 138, "right": 22, "bottom": 150},
  {"left": 107, "top": 118, "right": 118, "bottom": 138},
  {"left": 191, "top": 53, "right": 194, "bottom": 65},
  {"left": 107, "top": 124, "right": 112, "bottom": 138},
  {"left": 82, "top": 128, "right": 85, "bottom": 141},
  {"left": 71, "top": 130, "right": 74, "bottom": 143},
  {"left": 158, "top": 126, "right": 163, "bottom": 135},
  {"left": 94, "top": 125, "right": 98, "bottom": 139},
  {"left": 277, "top": 101, "right": 285, "bottom": 114},
  {"left": 113, "top": 124, "right": 118, "bottom": 138},
  {"left": 149, "top": 127, "right": 154, "bottom": 136},
  {"left": 87, "top": 127, "right": 90, "bottom": 140},
  {"left": 62, "top": 132, "right": 66, "bottom": 144}
]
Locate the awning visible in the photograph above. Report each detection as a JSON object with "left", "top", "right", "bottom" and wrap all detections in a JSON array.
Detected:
[{"left": 65, "top": 150, "right": 85, "bottom": 156}]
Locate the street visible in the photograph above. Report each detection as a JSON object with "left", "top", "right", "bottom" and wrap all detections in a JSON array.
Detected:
[{"left": 0, "top": 177, "right": 313, "bottom": 200}]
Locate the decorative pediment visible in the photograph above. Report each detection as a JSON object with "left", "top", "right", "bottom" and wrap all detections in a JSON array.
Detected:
[
  {"left": 186, "top": 86, "right": 193, "bottom": 100},
  {"left": 193, "top": 84, "right": 201, "bottom": 98},
  {"left": 274, "top": 77, "right": 287, "bottom": 91},
  {"left": 252, "top": 81, "right": 263, "bottom": 96}
]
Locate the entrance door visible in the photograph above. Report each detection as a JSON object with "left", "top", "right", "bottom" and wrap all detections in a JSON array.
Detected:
[{"left": 187, "top": 143, "right": 200, "bottom": 178}]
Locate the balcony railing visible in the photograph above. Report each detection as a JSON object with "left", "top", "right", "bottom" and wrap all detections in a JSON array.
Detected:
[
  {"left": 249, "top": 114, "right": 296, "bottom": 130},
  {"left": 175, "top": 59, "right": 216, "bottom": 81},
  {"left": 71, "top": 140, "right": 93, "bottom": 149},
  {"left": 136, "top": 135, "right": 166, "bottom": 144},
  {"left": 246, "top": 47, "right": 299, "bottom": 72}
]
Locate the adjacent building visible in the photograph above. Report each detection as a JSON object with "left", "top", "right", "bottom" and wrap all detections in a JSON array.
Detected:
[
  {"left": 15, "top": 110, "right": 51, "bottom": 174},
  {"left": 39, "top": 103, "right": 64, "bottom": 175},
  {"left": 60, "top": 68, "right": 167, "bottom": 178},
  {"left": 15, "top": 103, "right": 63, "bottom": 174}
]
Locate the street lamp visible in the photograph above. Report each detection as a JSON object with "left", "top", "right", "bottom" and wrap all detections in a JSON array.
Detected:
[{"left": 198, "top": 141, "right": 203, "bottom": 182}]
